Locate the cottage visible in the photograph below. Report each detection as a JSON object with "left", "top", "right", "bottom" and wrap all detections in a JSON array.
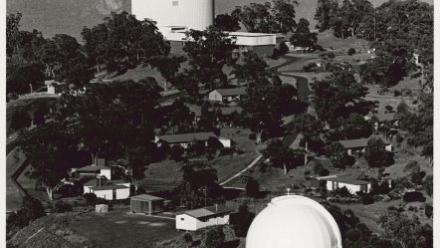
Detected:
[
  {"left": 130, "top": 194, "right": 165, "bottom": 215},
  {"left": 323, "top": 176, "right": 372, "bottom": 194},
  {"left": 176, "top": 206, "right": 230, "bottom": 231},
  {"left": 155, "top": 132, "right": 232, "bottom": 149},
  {"left": 83, "top": 177, "right": 131, "bottom": 200},
  {"left": 88, "top": 184, "right": 130, "bottom": 200},
  {"left": 70, "top": 164, "right": 112, "bottom": 180},
  {"left": 339, "top": 138, "right": 393, "bottom": 156},
  {"left": 208, "top": 87, "right": 247, "bottom": 103},
  {"left": 44, "top": 80, "right": 65, "bottom": 95}
]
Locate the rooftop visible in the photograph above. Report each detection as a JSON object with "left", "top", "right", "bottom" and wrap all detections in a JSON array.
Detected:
[
  {"left": 228, "top": 32, "right": 277, "bottom": 37},
  {"left": 326, "top": 176, "right": 371, "bottom": 185},
  {"left": 183, "top": 205, "right": 231, "bottom": 220},
  {"left": 91, "top": 184, "right": 129, "bottom": 191},
  {"left": 157, "top": 132, "right": 217, "bottom": 144},
  {"left": 75, "top": 164, "right": 110, "bottom": 172},
  {"left": 339, "top": 138, "right": 369, "bottom": 149},
  {"left": 212, "top": 87, "right": 247, "bottom": 97},
  {"left": 131, "top": 194, "right": 164, "bottom": 202}
]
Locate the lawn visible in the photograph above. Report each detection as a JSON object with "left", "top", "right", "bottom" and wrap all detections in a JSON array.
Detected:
[
  {"left": 69, "top": 209, "right": 179, "bottom": 248},
  {"left": 211, "top": 152, "right": 259, "bottom": 182}
]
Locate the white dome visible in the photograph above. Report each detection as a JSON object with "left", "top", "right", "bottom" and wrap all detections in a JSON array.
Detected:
[{"left": 246, "top": 195, "right": 342, "bottom": 248}]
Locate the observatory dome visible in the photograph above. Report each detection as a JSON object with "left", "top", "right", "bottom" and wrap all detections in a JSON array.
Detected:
[{"left": 246, "top": 195, "right": 342, "bottom": 248}]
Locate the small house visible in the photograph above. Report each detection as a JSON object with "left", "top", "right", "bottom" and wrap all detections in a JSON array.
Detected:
[
  {"left": 339, "top": 138, "right": 392, "bottom": 156},
  {"left": 176, "top": 206, "right": 231, "bottom": 231},
  {"left": 88, "top": 184, "right": 130, "bottom": 200},
  {"left": 70, "top": 158, "right": 112, "bottom": 180},
  {"left": 155, "top": 132, "right": 232, "bottom": 149},
  {"left": 130, "top": 194, "right": 165, "bottom": 215},
  {"left": 45, "top": 80, "right": 65, "bottom": 95},
  {"left": 322, "top": 175, "right": 371, "bottom": 194},
  {"left": 83, "top": 177, "right": 131, "bottom": 200},
  {"left": 208, "top": 87, "right": 247, "bottom": 103}
]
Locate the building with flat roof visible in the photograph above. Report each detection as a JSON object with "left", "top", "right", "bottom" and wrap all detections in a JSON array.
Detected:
[
  {"left": 320, "top": 175, "right": 372, "bottom": 194},
  {"left": 130, "top": 194, "right": 165, "bottom": 215}
]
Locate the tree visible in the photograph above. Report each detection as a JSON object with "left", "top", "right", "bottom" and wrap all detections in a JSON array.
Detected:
[
  {"left": 364, "top": 138, "right": 393, "bottom": 168},
  {"left": 314, "top": 0, "right": 339, "bottom": 32},
  {"left": 336, "top": 113, "right": 373, "bottom": 139},
  {"left": 245, "top": 177, "right": 260, "bottom": 197},
  {"left": 179, "top": 26, "right": 236, "bottom": 96},
  {"left": 379, "top": 209, "right": 432, "bottom": 248},
  {"left": 214, "top": 14, "right": 240, "bottom": 32},
  {"left": 232, "top": 0, "right": 298, "bottom": 33},
  {"left": 324, "top": 142, "right": 354, "bottom": 169},
  {"left": 81, "top": 11, "right": 170, "bottom": 73},
  {"left": 204, "top": 227, "right": 225, "bottom": 248},
  {"left": 6, "top": 12, "right": 22, "bottom": 56},
  {"left": 232, "top": 204, "right": 255, "bottom": 237},
  {"left": 264, "top": 140, "right": 304, "bottom": 175},
  {"left": 290, "top": 18, "right": 317, "bottom": 50},
  {"left": 312, "top": 70, "right": 371, "bottom": 126},
  {"left": 7, "top": 197, "right": 45, "bottom": 239}
]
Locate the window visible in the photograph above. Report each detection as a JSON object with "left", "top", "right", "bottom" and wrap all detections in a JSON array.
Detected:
[{"left": 180, "top": 217, "right": 184, "bottom": 221}]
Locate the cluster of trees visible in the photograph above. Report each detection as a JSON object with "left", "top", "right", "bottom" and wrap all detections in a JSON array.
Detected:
[
  {"left": 7, "top": 11, "right": 172, "bottom": 98},
  {"left": 174, "top": 161, "right": 224, "bottom": 209},
  {"left": 17, "top": 79, "right": 162, "bottom": 199},
  {"left": 231, "top": 0, "right": 298, "bottom": 33},
  {"left": 7, "top": 197, "right": 46, "bottom": 239},
  {"left": 323, "top": 203, "right": 433, "bottom": 248}
]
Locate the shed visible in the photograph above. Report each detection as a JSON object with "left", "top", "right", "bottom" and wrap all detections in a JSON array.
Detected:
[{"left": 130, "top": 194, "right": 165, "bottom": 215}]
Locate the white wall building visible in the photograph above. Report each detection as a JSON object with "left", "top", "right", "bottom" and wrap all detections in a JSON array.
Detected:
[
  {"left": 324, "top": 176, "right": 372, "bottom": 194},
  {"left": 208, "top": 87, "right": 247, "bottom": 103},
  {"left": 132, "top": 0, "right": 214, "bottom": 31},
  {"left": 85, "top": 184, "right": 131, "bottom": 200},
  {"left": 176, "top": 207, "right": 230, "bottom": 231}
]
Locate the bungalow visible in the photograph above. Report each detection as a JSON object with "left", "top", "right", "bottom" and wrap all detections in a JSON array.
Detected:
[
  {"left": 208, "top": 87, "right": 247, "bottom": 103},
  {"left": 45, "top": 80, "right": 66, "bottom": 95},
  {"left": 155, "top": 132, "right": 232, "bottom": 149},
  {"left": 83, "top": 177, "right": 131, "bottom": 200},
  {"left": 321, "top": 175, "right": 372, "bottom": 194},
  {"left": 176, "top": 205, "right": 231, "bottom": 231},
  {"left": 339, "top": 138, "right": 393, "bottom": 156},
  {"left": 70, "top": 162, "right": 112, "bottom": 180}
]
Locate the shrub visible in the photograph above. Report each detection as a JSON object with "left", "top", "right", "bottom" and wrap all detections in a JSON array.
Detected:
[
  {"left": 54, "top": 200, "right": 73, "bottom": 213},
  {"left": 361, "top": 194, "right": 375, "bottom": 205},
  {"left": 245, "top": 177, "right": 260, "bottom": 197},
  {"left": 332, "top": 187, "right": 352, "bottom": 197},
  {"left": 170, "top": 145, "right": 184, "bottom": 161},
  {"left": 403, "top": 191, "right": 426, "bottom": 203},
  {"left": 347, "top": 48, "right": 356, "bottom": 55},
  {"left": 83, "top": 193, "right": 97, "bottom": 205},
  {"left": 313, "top": 162, "right": 329, "bottom": 176},
  {"left": 425, "top": 204, "right": 433, "bottom": 218},
  {"left": 404, "top": 161, "right": 420, "bottom": 174},
  {"left": 410, "top": 171, "right": 426, "bottom": 185},
  {"left": 303, "top": 62, "right": 318, "bottom": 72}
]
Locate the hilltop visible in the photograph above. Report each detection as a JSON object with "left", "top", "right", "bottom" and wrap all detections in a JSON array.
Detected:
[{"left": 7, "top": 0, "right": 433, "bottom": 40}]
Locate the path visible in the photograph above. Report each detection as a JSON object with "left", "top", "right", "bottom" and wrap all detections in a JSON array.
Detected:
[{"left": 219, "top": 153, "right": 263, "bottom": 186}]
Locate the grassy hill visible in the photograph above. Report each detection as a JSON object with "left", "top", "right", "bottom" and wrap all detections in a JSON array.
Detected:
[{"left": 7, "top": 0, "right": 433, "bottom": 41}]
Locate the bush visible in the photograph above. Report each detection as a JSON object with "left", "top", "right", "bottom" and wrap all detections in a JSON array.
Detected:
[
  {"left": 347, "top": 48, "right": 356, "bottom": 55},
  {"left": 303, "top": 62, "right": 318, "bottom": 72},
  {"left": 54, "top": 200, "right": 73, "bottom": 213},
  {"left": 361, "top": 194, "right": 375, "bottom": 205},
  {"left": 410, "top": 171, "right": 426, "bottom": 185},
  {"left": 425, "top": 204, "right": 433, "bottom": 218},
  {"left": 170, "top": 145, "right": 184, "bottom": 161},
  {"left": 83, "top": 193, "right": 97, "bottom": 205},
  {"left": 332, "top": 187, "right": 352, "bottom": 197},
  {"left": 404, "top": 161, "right": 420, "bottom": 174},
  {"left": 403, "top": 191, "right": 426, "bottom": 203},
  {"left": 313, "top": 162, "right": 329, "bottom": 176},
  {"left": 245, "top": 177, "right": 260, "bottom": 197}
]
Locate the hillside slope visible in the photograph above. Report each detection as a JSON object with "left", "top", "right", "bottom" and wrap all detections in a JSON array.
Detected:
[{"left": 7, "top": 0, "right": 433, "bottom": 40}]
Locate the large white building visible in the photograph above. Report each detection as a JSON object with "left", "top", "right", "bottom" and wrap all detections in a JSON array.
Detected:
[
  {"left": 132, "top": 0, "right": 214, "bottom": 31},
  {"left": 246, "top": 195, "right": 342, "bottom": 248},
  {"left": 132, "top": 0, "right": 279, "bottom": 56}
]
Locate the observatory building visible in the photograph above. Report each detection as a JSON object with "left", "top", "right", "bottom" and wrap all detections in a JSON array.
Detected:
[
  {"left": 132, "top": 0, "right": 280, "bottom": 56},
  {"left": 131, "top": 0, "right": 214, "bottom": 31},
  {"left": 246, "top": 195, "right": 343, "bottom": 248}
]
